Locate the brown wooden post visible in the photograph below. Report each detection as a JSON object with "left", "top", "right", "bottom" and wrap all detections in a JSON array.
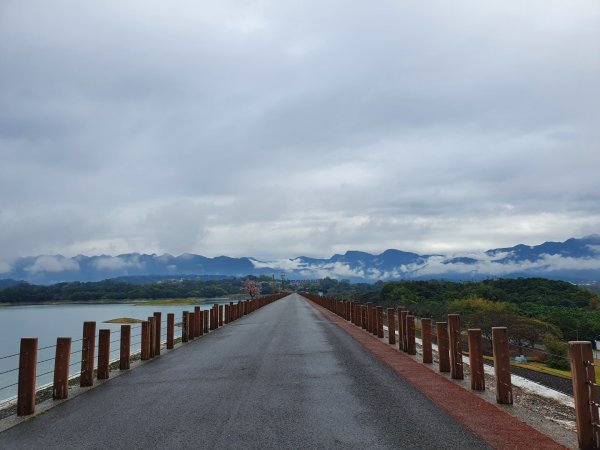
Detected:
[
  {"left": 147, "top": 317, "right": 155, "bottom": 357},
  {"left": 376, "top": 306, "right": 384, "bottom": 338},
  {"left": 371, "top": 305, "right": 377, "bottom": 335},
  {"left": 492, "top": 327, "right": 512, "bottom": 404},
  {"left": 167, "top": 313, "right": 175, "bottom": 348},
  {"left": 421, "top": 319, "right": 432, "bottom": 364},
  {"left": 224, "top": 305, "right": 229, "bottom": 324},
  {"left": 194, "top": 306, "right": 201, "bottom": 337},
  {"left": 141, "top": 321, "right": 151, "bottom": 360},
  {"left": 387, "top": 308, "right": 396, "bottom": 345},
  {"left": 153, "top": 312, "right": 162, "bottom": 355},
  {"left": 406, "top": 315, "right": 416, "bottom": 355},
  {"left": 219, "top": 305, "right": 223, "bottom": 326},
  {"left": 447, "top": 314, "right": 464, "bottom": 380},
  {"left": 468, "top": 329, "right": 485, "bottom": 390},
  {"left": 182, "top": 311, "right": 189, "bottom": 342},
  {"left": 203, "top": 310, "right": 209, "bottom": 333},
  {"left": 569, "top": 341, "right": 598, "bottom": 449},
  {"left": 366, "top": 303, "right": 373, "bottom": 333},
  {"left": 188, "top": 312, "right": 195, "bottom": 340},
  {"left": 361, "top": 306, "right": 367, "bottom": 329},
  {"left": 97, "top": 329, "right": 110, "bottom": 380},
  {"left": 53, "top": 337, "right": 71, "bottom": 400},
  {"left": 400, "top": 310, "right": 408, "bottom": 352},
  {"left": 80, "top": 321, "right": 96, "bottom": 387},
  {"left": 436, "top": 322, "right": 450, "bottom": 372},
  {"left": 120, "top": 325, "right": 131, "bottom": 370},
  {"left": 17, "top": 337, "right": 37, "bottom": 415}
]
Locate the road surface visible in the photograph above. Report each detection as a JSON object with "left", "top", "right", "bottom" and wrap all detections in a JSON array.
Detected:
[{"left": 0, "top": 294, "right": 488, "bottom": 449}]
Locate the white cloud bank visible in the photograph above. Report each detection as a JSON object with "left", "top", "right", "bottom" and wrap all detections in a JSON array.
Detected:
[{"left": 0, "top": 0, "right": 599, "bottom": 266}]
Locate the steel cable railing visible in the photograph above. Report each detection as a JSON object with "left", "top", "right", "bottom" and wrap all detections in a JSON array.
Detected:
[{"left": 1, "top": 295, "right": 286, "bottom": 417}]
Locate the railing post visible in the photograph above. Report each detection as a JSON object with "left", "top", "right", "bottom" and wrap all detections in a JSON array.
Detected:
[
  {"left": 194, "top": 306, "right": 201, "bottom": 337},
  {"left": 203, "top": 310, "right": 209, "bottom": 333},
  {"left": 53, "top": 337, "right": 71, "bottom": 399},
  {"left": 148, "top": 316, "right": 156, "bottom": 357},
  {"left": 406, "top": 315, "right": 416, "bottom": 355},
  {"left": 387, "top": 308, "right": 396, "bottom": 345},
  {"left": 80, "top": 321, "right": 96, "bottom": 387},
  {"left": 361, "top": 306, "right": 367, "bottom": 330},
  {"left": 569, "top": 341, "right": 598, "bottom": 449},
  {"left": 141, "top": 321, "right": 151, "bottom": 360},
  {"left": 400, "top": 310, "right": 408, "bottom": 352},
  {"left": 224, "top": 305, "right": 230, "bottom": 324},
  {"left": 447, "top": 314, "right": 464, "bottom": 380},
  {"left": 219, "top": 305, "right": 223, "bottom": 326},
  {"left": 188, "top": 312, "right": 195, "bottom": 340},
  {"left": 120, "top": 325, "right": 131, "bottom": 370},
  {"left": 436, "top": 322, "right": 450, "bottom": 372},
  {"left": 167, "top": 314, "right": 174, "bottom": 348},
  {"left": 182, "top": 311, "right": 189, "bottom": 342},
  {"left": 421, "top": 319, "right": 432, "bottom": 363},
  {"left": 17, "top": 337, "right": 37, "bottom": 416},
  {"left": 492, "top": 327, "right": 512, "bottom": 404},
  {"left": 366, "top": 303, "right": 373, "bottom": 333},
  {"left": 154, "top": 312, "right": 162, "bottom": 355},
  {"left": 397, "top": 309, "right": 403, "bottom": 350},
  {"left": 468, "top": 329, "right": 484, "bottom": 390},
  {"left": 376, "top": 306, "right": 384, "bottom": 338},
  {"left": 97, "top": 329, "right": 110, "bottom": 380}
]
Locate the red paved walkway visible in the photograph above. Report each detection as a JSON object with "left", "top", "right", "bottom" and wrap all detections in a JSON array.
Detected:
[{"left": 307, "top": 299, "right": 568, "bottom": 450}]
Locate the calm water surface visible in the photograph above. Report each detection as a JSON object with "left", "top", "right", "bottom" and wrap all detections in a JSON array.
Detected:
[{"left": 0, "top": 301, "right": 229, "bottom": 403}]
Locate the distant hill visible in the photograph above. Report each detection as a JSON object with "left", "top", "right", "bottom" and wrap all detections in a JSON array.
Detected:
[
  {"left": 0, "top": 279, "right": 22, "bottom": 288},
  {"left": 0, "top": 235, "right": 599, "bottom": 284}
]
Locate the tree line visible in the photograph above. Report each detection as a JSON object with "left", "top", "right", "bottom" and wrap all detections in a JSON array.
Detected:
[{"left": 0, "top": 276, "right": 278, "bottom": 304}]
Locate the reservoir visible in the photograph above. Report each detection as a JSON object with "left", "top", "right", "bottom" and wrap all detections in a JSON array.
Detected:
[{"left": 0, "top": 300, "right": 230, "bottom": 403}]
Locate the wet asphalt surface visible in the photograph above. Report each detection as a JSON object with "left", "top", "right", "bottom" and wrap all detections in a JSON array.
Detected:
[{"left": 0, "top": 294, "right": 489, "bottom": 449}]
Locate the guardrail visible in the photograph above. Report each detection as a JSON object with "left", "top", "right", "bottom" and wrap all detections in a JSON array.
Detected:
[
  {"left": 303, "top": 294, "right": 514, "bottom": 403},
  {"left": 1, "top": 293, "right": 287, "bottom": 418}
]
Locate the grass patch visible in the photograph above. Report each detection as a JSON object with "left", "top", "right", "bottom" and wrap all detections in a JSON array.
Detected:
[
  {"left": 509, "top": 360, "right": 572, "bottom": 379},
  {"left": 134, "top": 298, "right": 210, "bottom": 306},
  {"left": 103, "top": 317, "right": 145, "bottom": 324}
]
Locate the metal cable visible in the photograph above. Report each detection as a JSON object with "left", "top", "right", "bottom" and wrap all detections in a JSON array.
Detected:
[
  {"left": 0, "top": 367, "right": 19, "bottom": 375},
  {"left": 0, "top": 352, "right": 20, "bottom": 360},
  {"left": 0, "top": 382, "right": 19, "bottom": 391},
  {"left": 37, "top": 344, "right": 57, "bottom": 351},
  {"left": 37, "top": 356, "right": 55, "bottom": 365},
  {"left": 36, "top": 369, "right": 55, "bottom": 378}
]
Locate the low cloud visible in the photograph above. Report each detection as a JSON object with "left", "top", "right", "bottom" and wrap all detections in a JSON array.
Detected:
[
  {"left": 91, "top": 255, "right": 143, "bottom": 271},
  {"left": 25, "top": 256, "right": 80, "bottom": 274}
]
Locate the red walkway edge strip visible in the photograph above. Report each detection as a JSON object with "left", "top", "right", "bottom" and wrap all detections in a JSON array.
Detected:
[{"left": 308, "top": 299, "right": 568, "bottom": 450}]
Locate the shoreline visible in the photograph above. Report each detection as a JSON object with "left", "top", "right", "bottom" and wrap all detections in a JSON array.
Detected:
[{"left": 0, "top": 296, "right": 248, "bottom": 308}]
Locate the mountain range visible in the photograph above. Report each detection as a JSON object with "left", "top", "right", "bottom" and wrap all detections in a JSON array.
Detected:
[{"left": 1, "top": 235, "right": 599, "bottom": 285}]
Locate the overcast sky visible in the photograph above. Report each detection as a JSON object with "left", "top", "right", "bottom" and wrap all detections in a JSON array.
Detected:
[{"left": 1, "top": 0, "right": 599, "bottom": 266}]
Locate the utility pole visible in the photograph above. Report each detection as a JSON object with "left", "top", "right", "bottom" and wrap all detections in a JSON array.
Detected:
[
  {"left": 272, "top": 274, "right": 277, "bottom": 294},
  {"left": 280, "top": 271, "right": 285, "bottom": 292}
]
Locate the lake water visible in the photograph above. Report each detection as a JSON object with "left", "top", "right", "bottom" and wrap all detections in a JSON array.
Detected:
[{"left": 0, "top": 300, "right": 230, "bottom": 403}]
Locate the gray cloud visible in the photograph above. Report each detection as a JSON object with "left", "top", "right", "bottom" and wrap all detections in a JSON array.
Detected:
[{"left": 1, "top": 0, "right": 599, "bottom": 266}]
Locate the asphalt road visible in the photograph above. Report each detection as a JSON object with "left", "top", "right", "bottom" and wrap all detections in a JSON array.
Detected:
[{"left": 0, "top": 294, "right": 489, "bottom": 449}]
